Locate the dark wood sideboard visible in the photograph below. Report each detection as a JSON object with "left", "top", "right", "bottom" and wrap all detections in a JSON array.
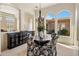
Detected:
[{"left": 7, "top": 31, "right": 35, "bottom": 49}]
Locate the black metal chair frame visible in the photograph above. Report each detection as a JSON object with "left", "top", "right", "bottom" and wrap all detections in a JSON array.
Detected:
[{"left": 27, "top": 33, "right": 59, "bottom": 56}]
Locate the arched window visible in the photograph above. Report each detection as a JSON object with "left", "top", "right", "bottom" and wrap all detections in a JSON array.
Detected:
[
  {"left": 46, "top": 12, "right": 55, "bottom": 19},
  {"left": 57, "top": 10, "right": 71, "bottom": 36},
  {"left": 56, "top": 10, "right": 71, "bottom": 19}
]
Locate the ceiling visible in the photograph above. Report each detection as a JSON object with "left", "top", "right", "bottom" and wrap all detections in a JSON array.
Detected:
[
  {"left": 13, "top": 3, "right": 56, "bottom": 9},
  {"left": 12, "top": 3, "right": 57, "bottom": 15}
]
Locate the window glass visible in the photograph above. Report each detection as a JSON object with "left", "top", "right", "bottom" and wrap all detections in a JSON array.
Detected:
[
  {"left": 46, "top": 12, "right": 55, "bottom": 19},
  {"left": 57, "top": 19, "right": 70, "bottom": 36},
  {"left": 46, "top": 12, "right": 55, "bottom": 34},
  {"left": 0, "top": 12, "right": 17, "bottom": 32},
  {"left": 57, "top": 10, "right": 71, "bottom": 36},
  {"left": 56, "top": 10, "right": 71, "bottom": 19},
  {"left": 6, "top": 15, "right": 16, "bottom": 32}
]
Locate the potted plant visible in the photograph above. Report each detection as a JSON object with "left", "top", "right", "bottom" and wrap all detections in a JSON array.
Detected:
[
  {"left": 38, "top": 26, "right": 44, "bottom": 32},
  {"left": 38, "top": 26, "right": 45, "bottom": 40}
]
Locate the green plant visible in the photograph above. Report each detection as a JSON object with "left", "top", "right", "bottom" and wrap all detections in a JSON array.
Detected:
[
  {"left": 58, "top": 28, "right": 69, "bottom": 36},
  {"left": 38, "top": 26, "right": 45, "bottom": 32}
]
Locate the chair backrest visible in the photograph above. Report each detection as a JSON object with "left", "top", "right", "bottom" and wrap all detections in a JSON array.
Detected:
[
  {"left": 26, "top": 33, "right": 34, "bottom": 46},
  {"left": 51, "top": 33, "right": 59, "bottom": 45}
]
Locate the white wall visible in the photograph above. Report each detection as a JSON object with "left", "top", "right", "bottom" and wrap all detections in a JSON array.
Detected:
[
  {"left": 20, "top": 10, "right": 25, "bottom": 31},
  {"left": 77, "top": 4, "right": 79, "bottom": 43},
  {"left": 76, "top": 4, "right": 79, "bottom": 55},
  {"left": 20, "top": 9, "right": 34, "bottom": 31},
  {"left": 0, "top": 33, "right": 1, "bottom": 54}
]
